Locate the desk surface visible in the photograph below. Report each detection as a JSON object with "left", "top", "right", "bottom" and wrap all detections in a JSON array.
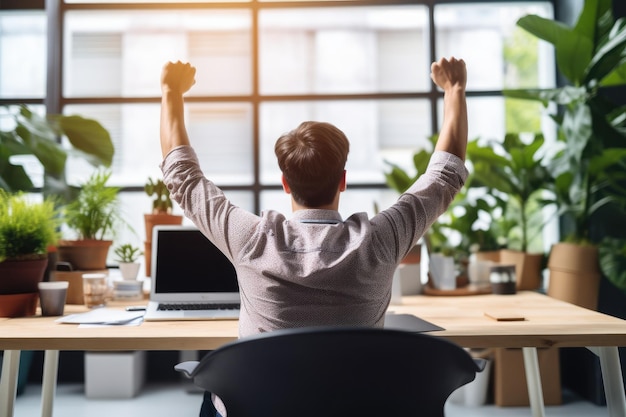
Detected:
[{"left": 1, "top": 291, "right": 626, "bottom": 351}]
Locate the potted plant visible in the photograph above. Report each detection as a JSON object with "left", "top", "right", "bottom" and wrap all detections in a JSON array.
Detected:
[
  {"left": 466, "top": 133, "right": 554, "bottom": 290},
  {"left": 114, "top": 243, "right": 143, "bottom": 280},
  {"left": 143, "top": 177, "right": 182, "bottom": 276},
  {"left": 57, "top": 170, "right": 123, "bottom": 271},
  {"left": 0, "top": 104, "right": 114, "bottom": 203},
  {"left": 0, "top": 190, "right": 61, "bottom": 317},
  {"left": 503, "top": 0, "right": 626, "bottom": 309}
]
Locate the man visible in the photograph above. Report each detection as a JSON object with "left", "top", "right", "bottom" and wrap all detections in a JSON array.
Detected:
[{"left": 160, "top": 57, "right": 468, "bottom": 416}]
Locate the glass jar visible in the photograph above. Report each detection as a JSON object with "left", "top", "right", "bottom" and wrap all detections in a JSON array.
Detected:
[{"left": 490, "top": 265, "right": 516, "bottom": 295}]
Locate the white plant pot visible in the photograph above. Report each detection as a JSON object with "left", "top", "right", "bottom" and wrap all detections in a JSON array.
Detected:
[
  {"left": 429, "top": 254, "right": 456, "bottom": 290},
  {"left": 119, "top": 262, "right": 141, "bottom": 280},
  {"left": 391, "top": 263, "right": 422, "bottom": 305}
]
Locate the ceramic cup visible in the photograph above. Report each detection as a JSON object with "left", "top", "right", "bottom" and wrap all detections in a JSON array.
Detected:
[
  {"left": 82, "top": 273, "right": 108, "bottom": 308},
  {"left": 38, "top": 281, "right": 69, "bottom": 316}
]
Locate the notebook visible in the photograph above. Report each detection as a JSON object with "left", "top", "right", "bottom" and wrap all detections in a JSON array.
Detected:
[{"left": 143, "top": 225, "right": 240, "bottom": 321}]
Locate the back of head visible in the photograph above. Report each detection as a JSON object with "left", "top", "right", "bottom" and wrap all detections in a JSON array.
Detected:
[{"left": 274, "top": 121, "right": 349, "bottom": 208}]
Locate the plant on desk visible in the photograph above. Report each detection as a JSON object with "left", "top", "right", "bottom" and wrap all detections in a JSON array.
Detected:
[
  {"left": 143, "top": 177, "right": 182, "bottom": 277},
  {"left": 114, "top": 243, "right": 143, "bottom": 280},
  {"left": 466, "top": 133, "right": 555, "bottom": 291},
  {"left": 0, "top": 190, "right": 61, "bottom": 317},
  {"left": 57, "top": 170, "right": 124, "bottom": 271}
]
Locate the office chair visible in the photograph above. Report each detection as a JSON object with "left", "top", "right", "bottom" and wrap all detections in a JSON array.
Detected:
[{"left": 175, "top": 326, "right": 485, "bottom": 417}]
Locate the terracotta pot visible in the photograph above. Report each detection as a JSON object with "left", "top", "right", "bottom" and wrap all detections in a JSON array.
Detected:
[
  {"left": 0, "top": 292, "right": 38, "bottom": 317},
  {"left": 499, "top": 249, "right": 544, "bottom": 291},
  {"left": 547, "top": 242, "right": 600, "bottom": 310},
  {"left": 144, "top": 213, "right": 183, "bottom": 243},
  {"left": 0, "top": 256, "right": 48, "bottom": 294},
  {"left": 144, "top": 241, "right": 153, "bottom": 278},
  {"left": 144, "top": 213, "right": 183, "bottom": 277},
  {"left": 57, "top": 239, "right": 113, "bottom": 270},
  {"left": 547, "top": 242, "right": 599, "bottom": 273}
]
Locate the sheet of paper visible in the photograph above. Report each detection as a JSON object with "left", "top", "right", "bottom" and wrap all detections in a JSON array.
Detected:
[
  {"left": 78, "top": 316, "right": 144, "bottom": 327},
  {"left": 56, "top": 308, "right": 145, "bottom": 325}
]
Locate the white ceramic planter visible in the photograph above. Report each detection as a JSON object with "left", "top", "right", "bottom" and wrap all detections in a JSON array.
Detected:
[{"left": 119, "top": 262, "right": 141, "bottom": 280}]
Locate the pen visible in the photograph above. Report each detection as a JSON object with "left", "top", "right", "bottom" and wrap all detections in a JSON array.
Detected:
[{"left": 125, "top": 306, "right": 147, "bottom": 312}]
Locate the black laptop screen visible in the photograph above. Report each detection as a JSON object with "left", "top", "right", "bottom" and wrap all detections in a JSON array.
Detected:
[{"left": 154, "top": 228, "right": 239, "bottom": 293}]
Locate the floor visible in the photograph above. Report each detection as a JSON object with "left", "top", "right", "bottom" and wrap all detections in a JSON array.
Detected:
[{"left": 12, "top": 381, "right": 611, "bottom": 417}]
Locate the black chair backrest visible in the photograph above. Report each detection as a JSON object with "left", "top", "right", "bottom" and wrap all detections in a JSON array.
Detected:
[{"left": 180, "top": 326, "right": 483, "bottom": 417}]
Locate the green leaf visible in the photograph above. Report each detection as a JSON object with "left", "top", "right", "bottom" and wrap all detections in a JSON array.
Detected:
[
  {"left": 503, "top": 86, "right": 587, "bottom": 106},
  {"left": 518, "top": 15, "right": 592, "bottom": 85},
  {"left": 0, "top": 160, "right": 34, "bottom": 192},
  {"left": 561, "top": 103, "right": 593, "bottom": 165},
  {"left": 601, "top": 60, "right": 626, "bottom": 86},
  {"left": 383, "top": 162, "right": 415, "bottom": 194},
  {"left": 585, "top": 18, "right": 626, "bottom": 83},
  {"left": 574, "top": 0, "right": 612, "bottom": 44},
  {"left": 58, "top": 115, "right": 114, "bottom": 167},
  {"left": 15, "top": 122, "right": 67, "bottom": 176},
  {"left": 599, "top": 237, "right": 626, "bottom": 293}
]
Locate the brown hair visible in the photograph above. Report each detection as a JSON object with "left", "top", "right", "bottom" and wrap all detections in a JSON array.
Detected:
[{"left": 274, "top": 121, "right": 350, "bottom": 208}]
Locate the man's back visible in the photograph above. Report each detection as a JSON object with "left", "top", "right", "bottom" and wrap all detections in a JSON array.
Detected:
[{"left": 235, "top": 209, "right": 396, "bottom": 336}]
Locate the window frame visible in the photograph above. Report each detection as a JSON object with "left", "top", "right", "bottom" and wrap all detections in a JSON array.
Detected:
[{"left": 2, "top": 0, "right": 562, "bottom": 215}]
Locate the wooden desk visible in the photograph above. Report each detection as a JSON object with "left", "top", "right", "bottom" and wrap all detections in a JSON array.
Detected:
[{"left": 1, "top": 292, "right": 626, "bottom": 417}]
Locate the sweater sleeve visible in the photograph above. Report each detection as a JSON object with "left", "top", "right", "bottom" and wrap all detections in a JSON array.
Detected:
[
  {"left": 374, "top": 150, "right": 468, "bottom": 262},
  {"left": 160, "top": 145, "right": 260, "bottom": 261}
]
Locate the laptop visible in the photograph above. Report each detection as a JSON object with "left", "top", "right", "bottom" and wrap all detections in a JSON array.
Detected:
[{"left": 143, "top": 225, "right": 240, "bottom": 321}]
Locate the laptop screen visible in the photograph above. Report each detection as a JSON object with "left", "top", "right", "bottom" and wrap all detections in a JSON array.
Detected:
[{"left": 153, "top": 226, "right": 239, "bottom": 294}]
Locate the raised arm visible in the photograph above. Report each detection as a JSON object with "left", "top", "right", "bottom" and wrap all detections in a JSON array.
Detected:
[
  {"left": 430, "top": 57, "right": 468, "bottom": 161},
  {"left": 160, "top": 61, "right": 196, "bottom": 157}
]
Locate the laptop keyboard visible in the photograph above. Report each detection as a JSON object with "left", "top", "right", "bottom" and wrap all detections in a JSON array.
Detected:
[{"left": 157, "top": 303, "right": 240, "bottom": 311}]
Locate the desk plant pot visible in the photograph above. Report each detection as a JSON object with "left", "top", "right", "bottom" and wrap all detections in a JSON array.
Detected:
[
  {"left": 59, "top": 170, "right": 123, "bottom": 271},
  {"left": 547, "top": 242, "right": 600, "bottom": 310},
  {"left": 144, "top": 177, "right": 183, "bottom": 277},
  {"left": 0, "top": 191, "right": 60, "bottom": 317},
  {"left": 0, "top": 257, "right": 49, "bottom": 317},
  {"left": 114, "top": 243, "right": 142, "bottom": 280},
  {"left": 57, "top": 239, "right": 113, "bottom": 271}
]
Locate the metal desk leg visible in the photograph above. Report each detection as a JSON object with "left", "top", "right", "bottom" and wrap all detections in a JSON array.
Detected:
[
  {"left": 41, "top": 350, "right": 60, "bottom": 417},
  {"left": 588, "top": 346, "right": 626, "bottom": 417},
  {"left": 522, "top": 347, "right": 546, "bottom": 417},
  {"left": 0, "top": 350, "right": 21, "bottom": 417}
]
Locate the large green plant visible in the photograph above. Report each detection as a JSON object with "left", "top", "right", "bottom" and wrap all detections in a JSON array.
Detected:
[
  {"left": 503, "top": 0, "right": 626, "bottom": 290},
  {"left": 467, "top": 133, "right": 554, "bottom": 253},
  {"left": 0, "top": 105, "right": 114, "bottom": 203}
]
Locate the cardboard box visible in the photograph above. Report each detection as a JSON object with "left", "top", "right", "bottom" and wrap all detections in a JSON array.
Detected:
[
  {"left": 85, "top": 351, "right": 146, "bottom": 398},
  {"left": 494, "top": 347, "right": 561, "bottom": 406},
  {"left": 52, "top": 270, "right": 108, "bottom": 305}
]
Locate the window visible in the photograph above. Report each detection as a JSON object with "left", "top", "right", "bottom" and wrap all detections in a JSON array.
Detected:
[{"left": 1, "top": 0, "right": 555, "bottom": 263}]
